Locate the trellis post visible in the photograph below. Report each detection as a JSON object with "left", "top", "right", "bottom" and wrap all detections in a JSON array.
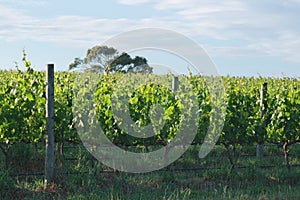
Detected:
[
  {"left": 256, "top": 82, "right": 268, "bottom": 160},
  {"left": 45, "top": 63, "right": 55, "bottom": 186},
  {"left": 172, "top": 76, "right": 178, "bottom": 93}
]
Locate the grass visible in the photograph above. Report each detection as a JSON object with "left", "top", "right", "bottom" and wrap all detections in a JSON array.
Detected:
[{"left": 1, "top": 142, "right": 300, "bottom": 199}]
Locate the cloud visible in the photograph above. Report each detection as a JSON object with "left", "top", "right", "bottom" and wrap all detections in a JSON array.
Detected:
[
  {"left": 118, "top": 0, "right": 156, "bottom": 6},
  {"left": 1, "top": 1, "right": 300, "bottom": 65},
  {"left": 151, "top": 0, "right": 300, "bottom": 63},
  {"left": 0, "top": 0, "right": 48, "bottom": 7},
  {"left": 251, "top": 31, "right": 300, "bottom": 63},
  {"left": 0, "top": 6, "right": 124, "bottom": 46}
]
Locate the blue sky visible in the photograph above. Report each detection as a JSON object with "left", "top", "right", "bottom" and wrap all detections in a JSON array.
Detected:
[{"left": 0, "top": 0, "right": 300, "bottom": 77}]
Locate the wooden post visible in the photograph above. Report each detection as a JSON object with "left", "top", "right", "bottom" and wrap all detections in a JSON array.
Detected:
[
  {"left": 163, "top": 76, "right": 179, "bottom": 166},
  {"left": 256, "top": 82, "right": 267, "bottom": 160},
  {"left": 172, "top": 76, "right": 178, "bottom": 93},
  {"left": 45, "top": 64, "right": 55, "bottom": 186}
]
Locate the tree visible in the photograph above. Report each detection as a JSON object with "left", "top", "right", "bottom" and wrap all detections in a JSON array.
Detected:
[
  {"left": 69, "top": 45, "right": 152, "bottom": 74},
  {"left": 129, "top": 56, "right": 153, "bottom": 74},
  {"left": 108, "top": 52, "right": 133, "bottom": 73},
  {"left": 69, "top": 57, "right": 83, "bottom": 70}
]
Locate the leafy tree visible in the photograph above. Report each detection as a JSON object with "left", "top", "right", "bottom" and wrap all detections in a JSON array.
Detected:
[
  {"left": 69, "top": 57, "right": 83, "bottom": 70},
  {"left": 84, "top": 45, "right": 117, "bottom": 71},
  {"left": 69, "top": 45, "right": 152, "bottom": 74},
  {"left": 108, "top": 52, "right": 133, "bottom": 73},
  {"left": 129, "top": 56, "right": 152, "bottom": 74}
]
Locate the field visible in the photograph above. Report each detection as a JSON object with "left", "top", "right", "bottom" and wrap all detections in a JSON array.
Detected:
[
  {"left": 1, "top": 142, "right": 300, "bottom": 199},
  {"left": 0, "top": 58, "right": 299, "bottom": 199}
]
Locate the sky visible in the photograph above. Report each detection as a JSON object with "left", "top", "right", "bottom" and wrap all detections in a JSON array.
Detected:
[{"left": 0, "top": 0, "right": 300, "bottom": 77}]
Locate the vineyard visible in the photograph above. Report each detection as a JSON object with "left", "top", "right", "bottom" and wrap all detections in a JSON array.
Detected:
[{"left": 0, "top": 56, "right": 300, "bottom": 199}]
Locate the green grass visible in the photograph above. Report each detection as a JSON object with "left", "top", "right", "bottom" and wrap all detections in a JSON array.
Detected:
[{"left": 1, "top": 142, "right": 300, "bottom": 199}]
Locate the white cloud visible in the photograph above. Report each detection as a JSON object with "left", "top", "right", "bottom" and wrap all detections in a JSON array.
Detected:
[
  {"left": 202, "top": 30, "right": 300, "bottom": 65},
  {"left": 0, "top": 0, "right": 48, "bottom": 7},
  {"left": 1, "top": 0, "right": 300, "bottom": 65},
  {"left": 151, "top": 0, "right": 300, "bottom": 63},
  {"left": 252, "top": 31, "right": 300, "bottom": 63},
  {"left": 118, "top": 0, "right": 155, "bottom": 6}
]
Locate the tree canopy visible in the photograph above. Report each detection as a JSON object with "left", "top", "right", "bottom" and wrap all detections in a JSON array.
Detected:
[{"left": 69, "top": 45, "right": 152, "bottom": 74}]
